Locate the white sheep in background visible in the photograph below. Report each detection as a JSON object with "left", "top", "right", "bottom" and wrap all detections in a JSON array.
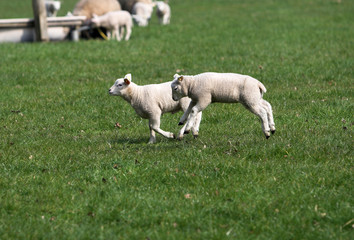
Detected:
[
  {"left": 91, "top": 11, "right": 133, "bottom": 41},
  {"left": 73, "top": 0, "right": 121, "bottom": 19},
  {"left": 45, "top": 0, "right": 61, "bottom": 17},
  {"left": 131, "top": 2, "right": 155, "bottom": 26},
  {"left": 118, "top": 0, "right": 153, "bottom": 13},
  {"left": 171, "top": 72, "right": 276, "bottom": 139},
  {"left": 109, "top": 74, "right": 202, "bottom": 143},
  {"left": 155, "top": 1, "right": 171, "bottom": 25}
]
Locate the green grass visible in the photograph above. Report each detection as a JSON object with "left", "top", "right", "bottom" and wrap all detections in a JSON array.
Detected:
[{"left": 0, "top": 0, "right": 353, "bottom": 239}]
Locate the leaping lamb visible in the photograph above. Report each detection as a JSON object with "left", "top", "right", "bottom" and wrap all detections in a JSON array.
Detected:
[{"left": 171, "top": 72, "right": 276, "bottom": 139}]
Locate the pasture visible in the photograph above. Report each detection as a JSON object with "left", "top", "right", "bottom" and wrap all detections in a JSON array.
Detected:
[{"left": 0, "top": 0, "right": 353, "bottom": 239}]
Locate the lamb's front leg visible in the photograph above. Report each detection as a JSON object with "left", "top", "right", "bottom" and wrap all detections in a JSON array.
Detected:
[
  {"left": 178, "top": 101, "right": 196, "bottom": 125},
  {"left": 116, "top": 26, "right": 122, "bottom": 41},
  {"left": 106, "top": 30, "right": 112, "bottom": 40},
  {"left": 149, "top": 117, "right": 175, "bottom": 143},
  {"left": 191, "top": 111, "right": 202, "bottom": 138},
  {"left": 177, "top": 111, "right": 202, "bottom": 140},
  {"left": 148, "top": 127, "right": 156, "bottom": 144},
  {"left": 184, "top": 99, "right": 210, "bottom": 134}
]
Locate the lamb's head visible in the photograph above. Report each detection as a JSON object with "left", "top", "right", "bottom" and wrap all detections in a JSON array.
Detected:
[
  {"left": 91, "top": 14, "right": 101, "bottom": 27},
  {"left": 109, "top": 74, "right": 132, "bottom": 96},
  {"left": 171, "top": 74, "right": 186, "bottom": 101},
  {"left": 156, "top": 1, "right": 166, "bottom": 12},
  {"left": 52, "top": 1, "right": 61, "bottom": 11}
]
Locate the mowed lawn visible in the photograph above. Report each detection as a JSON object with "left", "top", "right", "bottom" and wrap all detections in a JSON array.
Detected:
[{"left": 0, "top": 0, "right": 353, "bottom": 239}]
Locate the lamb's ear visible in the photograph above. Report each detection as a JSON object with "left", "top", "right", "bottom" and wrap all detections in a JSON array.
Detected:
[
  {"left": 173, "top": 73, "right": 180, "bottom": 79},
  {"left": 124, "top": 73, "right": 132, "bottom": 85},
  {"left": 178, "top": 76, "right": 184, "bottom": 82}
]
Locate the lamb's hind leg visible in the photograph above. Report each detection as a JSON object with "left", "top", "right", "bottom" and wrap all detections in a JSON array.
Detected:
[
  {"left": 149, "top": 116, "right": 175, "bottom": 143},
  {"left": 261, "top": 99, "right": 276, "bottom": 134},
  {"left": 115, "top": 26, "right": 122, "bottom": 41},
  {"left": 125, "top": 25, "right": 132, "bottom": 41},
  {"left": 247, "top": 104, "right": 271, "bottom": 139},
  {"left": 119, "top": 26, "right": 124, "bottom": 41}
]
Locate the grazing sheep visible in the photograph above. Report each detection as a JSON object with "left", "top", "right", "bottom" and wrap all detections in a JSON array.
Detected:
[
  {"left": 131, "top": 2, "right": 155, "bottom": 26},
  {"left": 91, "top": 11, "right": 133, "bottom": 41},
  {"left": 109, "top": 74, "right": 202, "bottom": 143},
  {"left": 73, "top": 0, "right": 121, "bottom": 19},
  {"left": 171, "top": 72, "right": 276, "bottom": 139},
  {"left": 118, "top": 0, "right": 153, "bottom": 13},
  {"left": 155, "top": 1, "right": 171, "bottom": 25},
  {"left": 45, "top": 1, "right": 61, "bottom": 17}
]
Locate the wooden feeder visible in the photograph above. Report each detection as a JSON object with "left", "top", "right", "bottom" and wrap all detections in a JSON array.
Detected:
[{"left": 0, "top": 0, "right": 86, "bottom": 43}]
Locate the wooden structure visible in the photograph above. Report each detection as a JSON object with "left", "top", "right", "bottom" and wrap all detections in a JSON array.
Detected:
[
  {"left": 32, "top": 0, "right": 49, "bottom": 42},
  {"left": 0, "top": 0, "right": 87, "bottom": 43},
  {"left": 0, "top": 16, "right": 87, "bottom": 43}
]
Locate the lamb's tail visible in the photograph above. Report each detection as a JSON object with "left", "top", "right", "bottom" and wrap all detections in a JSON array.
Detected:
[{"left": 258, "top": 81, "right": 267, "bottom": 97}]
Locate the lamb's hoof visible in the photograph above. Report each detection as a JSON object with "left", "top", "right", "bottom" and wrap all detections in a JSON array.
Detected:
[
  {"left": 178, "top": 122, "right": 184, "bottom": 126},
  {"left": 184, "top": 130, "right": 190, "bottom": 135},
  {"left": 193, "top": 134, "right": 199, "bottom": 139},
  {"left": 172, "top": 133, "right": 176, "bottom": 139},
  {"left": 271, "top": 130, "right": 276, "bottom": 135},
  {"left": 266, "top": 135, "right": 270, "bottom": 139},
  {"left": 177, "top": 135, "right": 183, "bottom": 141}
]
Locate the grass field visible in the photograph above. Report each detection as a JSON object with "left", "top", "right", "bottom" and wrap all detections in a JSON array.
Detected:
[{"left": 0, "top": 0, "right": 353, "bottom": 239}]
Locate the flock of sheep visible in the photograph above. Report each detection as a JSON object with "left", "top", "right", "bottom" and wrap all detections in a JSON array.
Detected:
[
  {"left": 45, "top": 0, "right": 171, "bottom": 41},
  {"left": 45, "top": 0, "right": 276, "bottom": 143}
]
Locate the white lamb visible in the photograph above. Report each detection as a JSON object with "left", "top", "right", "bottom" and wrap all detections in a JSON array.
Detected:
[
  {"left": 156, "top": 1, "right": 171, "bottom": 25},
  {"left": 45, "top": 1, "right": 61, "bottom": 17},
  {"left": 109, "top": 74, "right": 202, "bottom": 143},
  {"left": 91, "top": 11, "right": 133, "bottom": 41},
  {"left": 171, "top": 72, "right": 276, "bottom": 139},
  {"left": 131, "top": 2, "right": 155, "bottom": 26}
]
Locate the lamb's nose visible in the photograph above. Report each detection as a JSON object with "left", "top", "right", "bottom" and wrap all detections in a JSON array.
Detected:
[{"left": 108, "top": 89, "right": 111, "bottom": 93}]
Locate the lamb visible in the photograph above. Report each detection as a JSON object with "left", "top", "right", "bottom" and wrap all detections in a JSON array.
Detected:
[
  {"left": 73, "top": 0, "right": 121, "bottom": 19},
  {"left": 132, "top": 2, "right": 155, "bottom": 27},
  {"left": 109, "top": 74, "right": 202, "bottom": 143},
  {"left": 155, "top": 1, "right": 171, "bottom": 25},
  {"left": 171, "top": 72, "right": 276, "bottom": 139},
  {"left": 45, "top": 1, "right": 61, "bottom": 17},
  {"left": 91, "top": 11, "right": 133, "bottom": 41}
]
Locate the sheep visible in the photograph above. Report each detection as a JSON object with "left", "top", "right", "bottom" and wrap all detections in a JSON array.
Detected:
[
  {"left": 155, "top": 1, "right": 171, "bottom": 25},
  {"left": 73, "top": 0, "right": 121, "bottom": 19},
  {"left": 131, "top": 2, "right": 155, "bottom": 27},
  {"left": 118, "top": 0, "right": 153, "bottom": 13},
  {"left": 171, "top": 72, "right": 276, "bottom": 139},
  {"left": 91, "top": 11, "right": 133, "bottom": 41},
  {"left": 109, "top": 74, "right": 202, "bottom": 143},
  {"left": 45, "top": 1, "right": 61, "bottom": 17}
]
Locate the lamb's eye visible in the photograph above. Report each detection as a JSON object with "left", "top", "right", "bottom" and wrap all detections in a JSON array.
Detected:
[
  {"left": 117, "top": 84, "right": 123, "bottom": 87},
  {"left": 174, "top": 86, "right": 178, "bottom": 91}
]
